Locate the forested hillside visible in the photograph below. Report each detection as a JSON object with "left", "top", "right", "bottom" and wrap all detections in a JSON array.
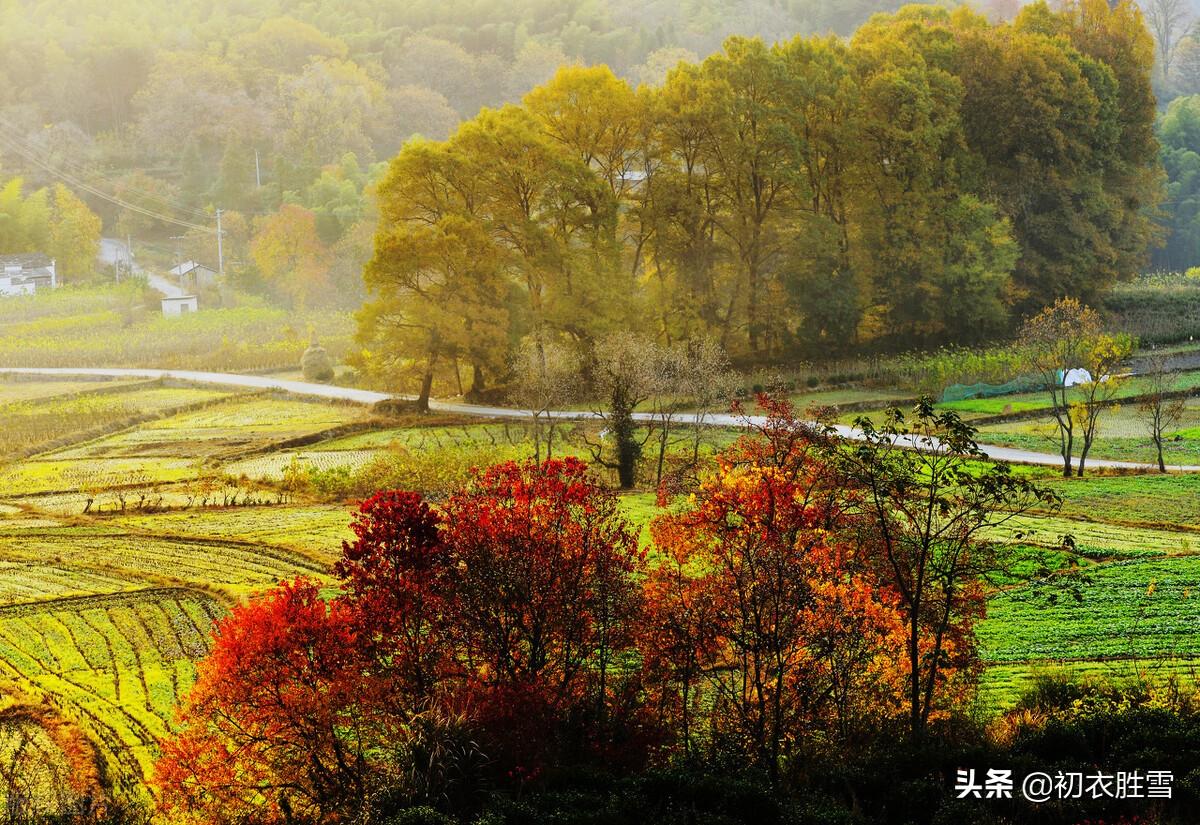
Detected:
[{"left": 1, "top": 0, "right": 983, "bottom": 311}]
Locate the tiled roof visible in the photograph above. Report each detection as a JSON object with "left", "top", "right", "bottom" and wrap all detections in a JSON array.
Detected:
[{"left": 0, "top": 253, "right": 53, "bottom": 269}]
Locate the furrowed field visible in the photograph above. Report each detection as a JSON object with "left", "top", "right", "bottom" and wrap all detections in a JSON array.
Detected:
[{"left": 4, "top": 372, "right": 1200, "bottom": 805}]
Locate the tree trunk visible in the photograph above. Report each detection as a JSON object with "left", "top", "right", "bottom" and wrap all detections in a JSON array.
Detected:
[
  {"left": 747, "top": 261, "right": 760, "bottom": 353},
  {"left": 909, "top": 611, "right": 922, "bottom": 741},
  {"left": 1156, "top": 434, "right": 1167, "bottom": 473},
  {"left": 612, "top": 389, "right": 639, "bottom": 489},
  {"left": 656, "top": 421, "right": 670, "bottom": 485},
  {"left": 467, "top": 361, "right": 486, "bottom": 402},
  {"left": 417, "top": 360, "right": 434, "bottom": 413}
]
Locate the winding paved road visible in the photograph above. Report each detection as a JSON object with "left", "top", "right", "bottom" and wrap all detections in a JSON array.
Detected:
[
  {"left": 2, "top": 366, "right": 1197, "bottom": 473},
  {"left": 99, "top": 238, "right": 187, "bottom": 298}
]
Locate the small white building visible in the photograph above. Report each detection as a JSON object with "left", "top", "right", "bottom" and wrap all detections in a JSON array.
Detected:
[
  {"left": 161, "top": 295, "right": 199, "bottom": 317},
  {"left": 0, "top": 254, "right": 57, "bottom": 296},
  {"left": 168, "top": 261, "right": 219, "bottom": 291}
]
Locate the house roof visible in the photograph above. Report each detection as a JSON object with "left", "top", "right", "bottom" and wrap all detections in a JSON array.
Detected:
[
  {"left": 0, "top": 253, "right": 53, "bottom": 269},
  {"left": 168, "top": 260, "right": 217, "bottom": 277}
]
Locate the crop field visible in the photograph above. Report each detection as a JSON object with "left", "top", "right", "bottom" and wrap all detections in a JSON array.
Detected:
[
  {"left": 0, "top": 384, "right": 233, "bottom": 461},
  {"left": 1037, "top": 473, "right": 1200, "bottom": 526},
  {"left": 0, "top": 286, "right": 355, "bottom": 373},
  {"left": 934, "top": 368, "right": 1200, "bottom": 418},
  {"left": 982, "top": 514, "right": 1200, "bottom": 558},
  {"left": 110, "top": 506, "right": 355, "bottom": 556},
  {"left": 45, "top": 397, "right": 366, "bottom": 461},
  {"left": 0, "top": 380, "right": 383, "bottom": 798},
  {"left": 224, "top": 448, "right": 382, "bottom": 480},
  {"left": 0, "top": 589, "right": 223, "bottom": 793},
  {"left": 0, "top": 378, "right": 141, "bottom": 404},
  {"left": 0, "top": 458, "right": 199, "bottom": 498},
  {"left": 978, "top": 658, "right": 1200, "bottom": 710},
  {"left": 7, "top": 375, "right": 1200, "bottom": 798}
]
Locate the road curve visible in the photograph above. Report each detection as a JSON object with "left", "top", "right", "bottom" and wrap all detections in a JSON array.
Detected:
[{"left": 3, "top": 366, "right": 1197, "bottom": 473}]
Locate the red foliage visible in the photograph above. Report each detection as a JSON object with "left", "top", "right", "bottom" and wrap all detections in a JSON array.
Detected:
[
  {"left": 157, "top": 458, "right": 651, "bottom": 821},
  {"left": 641, "top": 397, "right": 906, "bottom": 777},
  {"left": 441, "top": 457, "right": 647, "bottom": 771},
  {"left": 335, "top": 489, "right": 451, "bottom": 702},
  {"left": 154, "top": 579, "right": 371, "bottom": 824}
]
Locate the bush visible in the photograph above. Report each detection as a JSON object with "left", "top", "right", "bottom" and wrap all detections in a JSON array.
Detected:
[
  {"left": 304, "top": 441, "right": 532, "bottom": 502},
  {"left": 301, "top": 339, "right": 335, "bottom": 382},
  {"left": 382, "top": 807, "right": 456, "bottom": 825}
]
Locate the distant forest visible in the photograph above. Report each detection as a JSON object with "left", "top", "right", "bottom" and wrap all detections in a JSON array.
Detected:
[
  {"left": 7, "top": 0, "right": 1200, "bottom": 330},
  {"left": 0, "top": 0, "right": 1022, "bottom": 222}
]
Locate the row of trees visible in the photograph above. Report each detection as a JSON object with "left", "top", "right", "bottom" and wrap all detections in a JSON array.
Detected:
[
  {"left": 154, "top": 401, "right": 1055, "bottom": 823},
  {"left": 360, "top": 1, "right": 1161, "bottom": 401}
]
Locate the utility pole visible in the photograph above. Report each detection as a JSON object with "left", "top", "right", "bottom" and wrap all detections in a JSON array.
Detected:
[{"left": 215, "top": 208, "right": 225, "bottom": 278}]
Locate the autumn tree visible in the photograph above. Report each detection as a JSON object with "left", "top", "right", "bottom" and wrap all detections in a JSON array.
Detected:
[
  {"left": 334, "top": 490, "right": 452, "bottom": 705},
  {"left": 837, "top": 400, "right": 1057, "bottom": 741},
  {"left": 250, "top": 204, "right": 332, "bottom": 308},
  {"left": 440, "top": 458, "right": 646, "bottom": 770},
  {"left": 509, "top": 338, "right": 581, "bottom": 461},
  {"left": 645, "top": 397, "right": 905, "bottom": 778},
  {"left": 1144, "top": 0, "right": 1191, "bottom": 83},
  {"left": 1074, "top": 334, "right": 1134, "bottom": 476},
  {"left": 360, "top": 139, "right": 510, "bottom": 410},
  {"left": 155, "top": 579, "right": 375, "bottom": 824},
  {"left": 586, "top": 333, "right": 658, "bottom": 489},
  {"left": 645, "top": 337, "right": 737, "bottom": 485},
  {"left": 1019, "top": 298, "right": 1133, "bottom": 477},
  {"left": 1138, "top": 352, "right": 1187, "bottom": 473}
]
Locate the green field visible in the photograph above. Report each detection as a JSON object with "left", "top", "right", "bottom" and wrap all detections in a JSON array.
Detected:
[{"left": 4, "top": 376, "right": 1200, "bottom": 798}]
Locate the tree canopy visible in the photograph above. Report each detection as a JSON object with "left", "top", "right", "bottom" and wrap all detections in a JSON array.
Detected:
[{"left": 359, "top": 2, "right": 1160, "bottom": 398}]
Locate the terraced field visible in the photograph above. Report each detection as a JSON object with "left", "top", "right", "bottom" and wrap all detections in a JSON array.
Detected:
[
  {"left": 6, "top": 374, "right": 1200, "bottom": 802},
  {"left": 0, "top": 589, "right": 222, "bottom": 794},
  {"left": 0, "top": 383, "right": 376, "bottom": 801},
  {"left": 47, "top": 396, "right": 366, "bottom": 460}
]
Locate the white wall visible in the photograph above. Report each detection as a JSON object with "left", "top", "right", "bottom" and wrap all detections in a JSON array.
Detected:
[{"left": 161, "top": 296, "right": 199, "bottom": 316}]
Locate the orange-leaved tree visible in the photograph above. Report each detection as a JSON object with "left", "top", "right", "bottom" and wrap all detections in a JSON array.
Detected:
[
  {"left": 838, "top": 400, "right": 1059, "bottom": 741},
  {"left": 154, "top": 579, "right": 374, "bottom": 824},
  {"left": 642, "top": 397, "right": 906, "bottom": 782}
]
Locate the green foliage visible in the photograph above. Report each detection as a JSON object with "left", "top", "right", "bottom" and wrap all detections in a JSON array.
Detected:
[
  {"left": 1104, "top": 271, "right": 1200, "bottom": 344},
  {"left": 0, "top": 176, "right": 102, "bottom": 282},
  {"left": 304, "top": 441, "right": 531, "bottom": 501}
]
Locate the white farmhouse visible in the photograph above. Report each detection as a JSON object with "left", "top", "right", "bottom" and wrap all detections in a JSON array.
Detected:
[{"left": 0, "top": 254, "right": 57, "bottom": 296}]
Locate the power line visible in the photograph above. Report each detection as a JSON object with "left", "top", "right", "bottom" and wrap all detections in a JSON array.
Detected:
[
  {"left": 0, "top": 125, "right": 213, "bottom": 221},
  {"left": 0, "top": 124, "right": 212, "bottom": 220},
  {"left": 0, "top": 131, "right": 216, "bottom": 235}
]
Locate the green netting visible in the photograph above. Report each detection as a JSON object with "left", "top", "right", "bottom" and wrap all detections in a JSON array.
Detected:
[{"left": 941, "top": 376, "right": 1043, "bottom": 403}]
